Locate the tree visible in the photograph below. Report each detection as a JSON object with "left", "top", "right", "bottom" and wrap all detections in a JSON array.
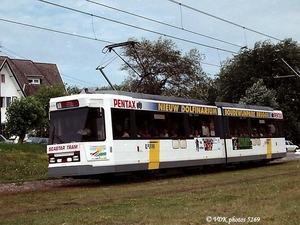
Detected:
[
  {"left": 66, "top": 84, "right": 81, "bottom": 95},
  {"left": 216, "top": 38, "right": 300, "bottom": 143},
  {"left": 33, "top": 84, "right": 66, "bottom": 137},
  {"left": 239, "top": 79, "right": 279, "bottom": 108},
  {"left": 5, "top": 97, "right": 45, "bottom": 143},
  {"left": 119, "top": 37, "right": 212, "bottom": 101}
]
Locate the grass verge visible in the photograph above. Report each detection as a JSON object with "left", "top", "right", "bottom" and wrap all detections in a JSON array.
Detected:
[
  {"left": 0, "top": 143, "right": 48, "bottom": 183},
  {"left": 1, "top": 159, "right": 300, "bottom": 224}
]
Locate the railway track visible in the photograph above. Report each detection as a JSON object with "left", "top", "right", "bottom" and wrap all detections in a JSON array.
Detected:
[{"left": 1, "top": 158, "right": 296, "bottom": 194}]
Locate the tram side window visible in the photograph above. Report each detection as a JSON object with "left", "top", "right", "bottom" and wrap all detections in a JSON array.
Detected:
[
  {"left": 249, "top": 118, "right": 261, "bottom": 137},
  {"left": 188, "top": 115, "right": 216, "bottom": 137},
  {"left": 275, "top": 119, "right": 284, "bottom": 137},
  {"left": 229, "top": 117, "right": 284, "bottom": 138},
  {"left": 228, "top": 117, "right": 249, "bottom": 137},
  {"left": 250, "top": 118, "right": 283, "bottom": 137},
  {"left": 80, "top": 108, "right": 105, "bottom": 142},
  {"left": 135, "top": 110, "right": 154, "bottom": 137},
  {"left": 249, "top": 118, "right": 267, "bottom": 137},
  {"left": 162, "top": 112, "right": 185, "bottom": 138},
  {"left": 112, "top": 109, "right": 131, "bottom": 138},
  {"left": 135, "top": 110, "right": 185, "bottom": 138}
]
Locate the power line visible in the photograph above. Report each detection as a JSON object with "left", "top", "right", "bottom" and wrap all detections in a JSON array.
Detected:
[
  {"left": 1, "top": 1, "right": 238, "bottom": 86},
  {"left": 167, "top": 0, "right": 283, "bottom": 42},
  {"left": 0, "top": 51, "right": 14, "bottom": 58},
  {"left": 61, "top": 73, "right": 99, "bottom": 86},
  {"left": 0, "top": 18, "right": 112, "bottom": 44},
  {"left": 37, "top": 0, "right": 238, "bottom": 54},
  {"left": 201, "top": 61, "right": 221, "bottom": 68},
  {"left": 0, "top": 15, "right": 223, "bottom": 76},
  {"left": 1, "top": 46, "right": 27, "bottom": 59},
  {"left": 0, "top": 43, "right": 100, "bottom": 87},
  {"left": 86, "top": 0, "right": 242, "bottom": 48}
]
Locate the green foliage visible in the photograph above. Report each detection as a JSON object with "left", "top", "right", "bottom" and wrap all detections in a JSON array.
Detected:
[
  {"left": 4, "top": 84, "right": 66, "bottom": 141},
  {"left": 216, "top": 38, "right": 300, "bottom": 143},
  {"left": 239, "top": 79, "right": 279, "bottom": 108},
  {"left": 32, "top": 84, "right": 66, "bottom": 137},
  {"left": 5, "top": 97, "right": 45, "bottom": 142},
  {"left": 120, "top": 37, "right": 212, "bottom": 100},
  {"left": 33, "top": 84, "right": 66, "bottom": 113},
  {"left": 217, "top": 39, "right": 300, "bottom": 102},
  {"left": 96, "top": 84, "right": 130, "bottom": 91},
  {"left": 66, "top": 84, "right": 81, "bottom": 95}
]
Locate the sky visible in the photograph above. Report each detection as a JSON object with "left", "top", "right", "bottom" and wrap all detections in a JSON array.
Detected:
[{"left": 1, "top": 0, "right": 300, "bottom": 89}]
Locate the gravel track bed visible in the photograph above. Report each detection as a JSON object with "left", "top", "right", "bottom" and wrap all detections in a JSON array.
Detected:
[
  {"left": 0, "top": 178, "right": 100, "bottom": 194},
  {"left": 0, "top": 158, "right": 288, "bottom": 194}
]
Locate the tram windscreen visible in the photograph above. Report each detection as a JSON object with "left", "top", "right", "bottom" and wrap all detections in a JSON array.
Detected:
[{"left": 49, "top": 107, "right": 105, "bottom": 144}]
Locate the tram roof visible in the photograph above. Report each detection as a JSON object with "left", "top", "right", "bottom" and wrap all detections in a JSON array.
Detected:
[
  {"left": 94, "top": 90, "right": 208, "bottom": 105},
  {"left": 215, "top": 102, "right": 273, "bottom": 111},
  {"left": 88, "top": 90, "right": 274, "bottom": 110}
]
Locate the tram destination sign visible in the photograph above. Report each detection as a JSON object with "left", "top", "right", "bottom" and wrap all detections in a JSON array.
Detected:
[{"left": 113, "top": 99, "right": 218, "bottom": 115}]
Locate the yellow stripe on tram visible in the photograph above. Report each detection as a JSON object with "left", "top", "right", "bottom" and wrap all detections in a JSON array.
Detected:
[
  {"left": 148, "top": 140, "right": 160, "bottom": 170},
  {"left": 266, "top": 138, "right": 272, "bottom": 159}
]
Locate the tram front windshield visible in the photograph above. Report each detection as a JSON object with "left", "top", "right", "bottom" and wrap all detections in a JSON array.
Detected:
[{"left": 49, "top": 107, "right": 105, "bottom": 144}]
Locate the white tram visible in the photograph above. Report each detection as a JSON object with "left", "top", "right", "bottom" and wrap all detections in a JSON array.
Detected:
[{"left": 47, "top": 91, "right": 286, "bottom": 178}]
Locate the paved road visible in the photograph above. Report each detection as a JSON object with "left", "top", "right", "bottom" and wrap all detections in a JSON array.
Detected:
[{"left": 284, "top": 151, "right": 300, "bottom": 161}]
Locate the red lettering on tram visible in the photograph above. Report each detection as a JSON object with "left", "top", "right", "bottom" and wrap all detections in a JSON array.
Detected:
[
  {"left": 48, "top": 144, "right": 79, "bottom": 152},
  {"left": 113, "top": 99, "right": 136, "bottom": 109},
  {"left": 67, "top": 144, "right": 79, "bottom": 150},
  {"left": 273, "top": 112, "right": 283, "bottom": 119},
  {"left": 48, "top": 145, "right": 65, "bottom": 152}
]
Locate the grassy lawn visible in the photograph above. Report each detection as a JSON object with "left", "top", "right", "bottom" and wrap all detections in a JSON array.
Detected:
[
  {"left": 1, "top": 143, "right": 300, "bottom": 224},
  {"left": 0, "top": 143, "right": 48, "bottom": 183}
]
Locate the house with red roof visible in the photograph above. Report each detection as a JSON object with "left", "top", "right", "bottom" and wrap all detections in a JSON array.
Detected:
[{"left": 0, "top": 56, "right": 64, "bottom": 132}]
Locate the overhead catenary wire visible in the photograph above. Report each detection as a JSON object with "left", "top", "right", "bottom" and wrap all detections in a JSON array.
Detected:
[
  {"left": 37, "top": 0, "right": 237, "bottom": 54},
  {"left": 167, "top": 0, "right": 283, "bottom": 42},
  {"left": 179, "top": 3, "right": 184, "bottom": 29},
  {"left": 0, "top": 14, "right": 223, "bottom": 79},
  {"left": 201, "top": 61, "right": 221, "bottom": 68},
  {"left": 1, "top": 1, "right": 226, "bottom": 86},
  {"left": 0, "top": 18, "right": 112, "bottom": 44},
  {"left": 0, "top": 50, "right": 14, "bottom": 58},
  {"left": 61, "top": 73, "right": 99, "bottom": 87},
  {"left": 1, "top": 1, "right": 286, "bottom": 87},
  {"left": 0, "top": 43, "right": 101, "bottom": 87},
  {"left": 86, "top": 0, "right": 242, "bottom": 48},
  {"left": 1, "top": 46, "right": 27, "bottom": 59}
]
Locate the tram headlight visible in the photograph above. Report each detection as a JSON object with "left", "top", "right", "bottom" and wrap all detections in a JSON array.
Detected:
[
  {"left": 73, "top": 155, "right": 80, "bottom": 161},
  {"left": 49, "top": 158, "right": 55, "bottom": 163}
]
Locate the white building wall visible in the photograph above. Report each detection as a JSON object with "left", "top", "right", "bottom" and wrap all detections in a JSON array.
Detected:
[{"left": 0, "top": 63, "right": 24, "bottom": 124}]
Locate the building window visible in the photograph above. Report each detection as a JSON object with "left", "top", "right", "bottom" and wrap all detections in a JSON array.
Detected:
[
  {"left": 27, "top": 75, "right": 43, "bottom": 85},
  {"left": 0, "top": 97, "right": 4, "bottom": 108},
  {"left": 6, "top": 97, "right": 11, "bottom": 107},
  {"left": 28, "top": 78, "right": 41, "bottom": 84},
  {"left": 12, "top": 96, "right": 18, "bottom": 102},
  {"left": 1, "top": 74, "right": 5, "bottom": 83}
]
